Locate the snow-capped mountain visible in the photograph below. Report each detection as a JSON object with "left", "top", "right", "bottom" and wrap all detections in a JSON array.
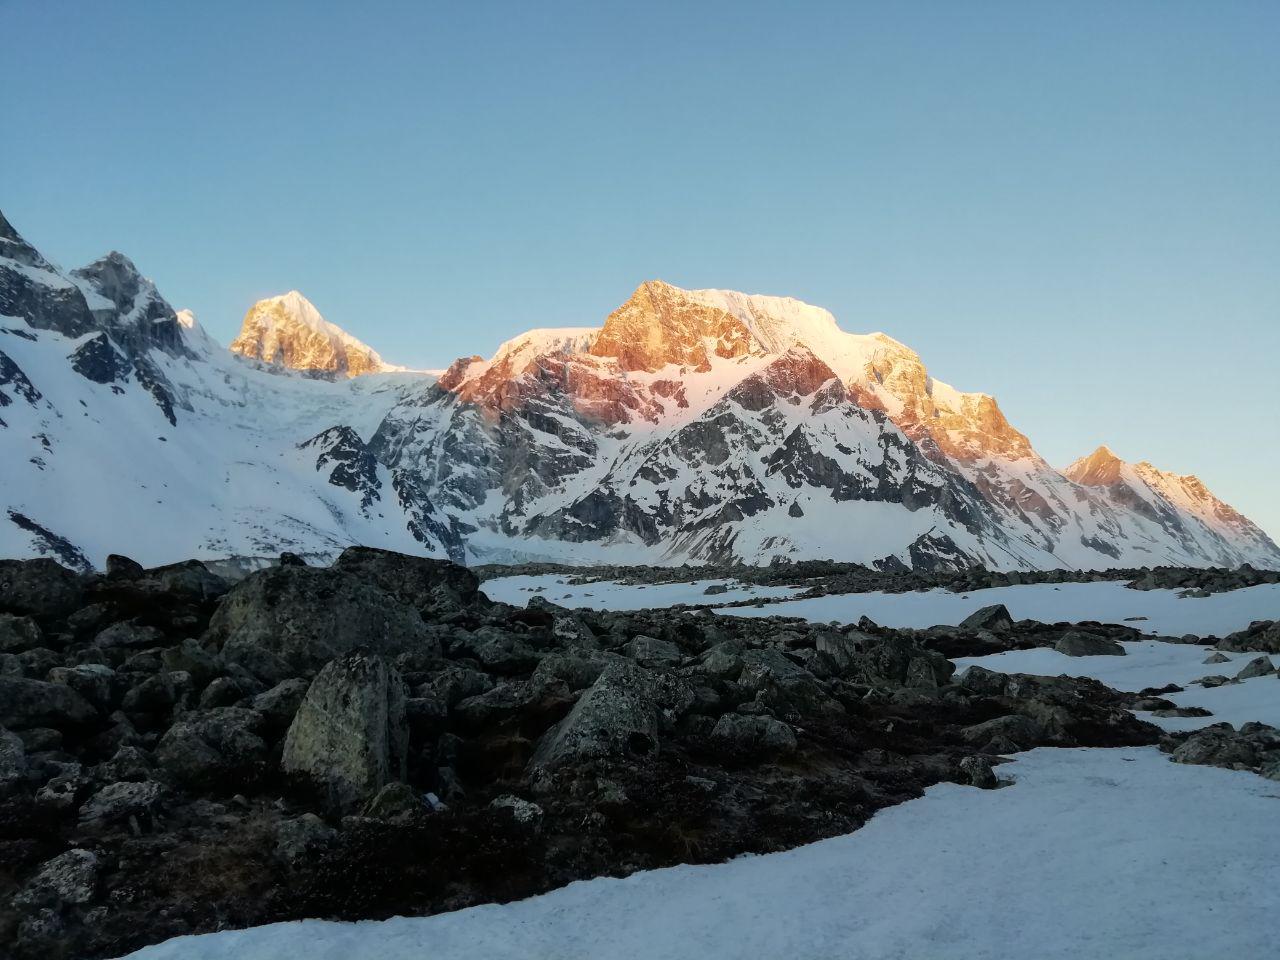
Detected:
[
  {"left": 2, "top": 210, "right": 1277, "bottom": 571},
  {"left": 230, "top": 290, "right": 400, "bottom": 379}
]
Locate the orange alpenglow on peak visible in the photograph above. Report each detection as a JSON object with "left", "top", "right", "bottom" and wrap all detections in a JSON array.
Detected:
[
  {"left": 230, "top": 291, "right": 394, "bottom": 379},
  {"left": 588, "top": 280, "right": 757, "bottom": 372},
  {"left": 1064, "top": 446, "right": 1127, "bottom": 486}
]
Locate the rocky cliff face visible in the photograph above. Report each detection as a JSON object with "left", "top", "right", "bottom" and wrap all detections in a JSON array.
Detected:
[
  {"left": 1, "top": 209, "right": 1276, "bottom": 571},
  {"left": 230, "top": 291, "right": 394, "bottom": 379}
]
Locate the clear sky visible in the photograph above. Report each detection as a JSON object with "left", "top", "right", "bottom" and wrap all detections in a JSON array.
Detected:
[{"left": 4, "top": 0, "right": 1279, "bottom": 538}]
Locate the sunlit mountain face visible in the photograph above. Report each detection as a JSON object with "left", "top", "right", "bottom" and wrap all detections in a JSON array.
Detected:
[{"left": 2, "top": 211, "right": 1277, "bottom": 571}]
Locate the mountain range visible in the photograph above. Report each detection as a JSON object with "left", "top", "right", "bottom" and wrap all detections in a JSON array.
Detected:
[{"left": 2, "top": 209, "right": 1277, "bottom": 572}]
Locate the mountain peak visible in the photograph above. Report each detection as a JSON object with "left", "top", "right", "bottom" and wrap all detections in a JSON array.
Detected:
[
  {"left": 230, "top": 292, "right": 396, "bottom": 379},
  {"left": 589, "top": 280, "right": 757, "bottom": 372},
  {"left": 1065, "top": 445, "right": 1127, "bottom": 486}
]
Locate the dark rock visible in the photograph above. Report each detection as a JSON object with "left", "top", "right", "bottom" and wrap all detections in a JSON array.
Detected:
[
  {"left": 12, "top": 849, "right": 99, "bottom": 908},
  {"left": 1216, "top": 620, "right": 1280, "bottom": 654},
  {"left": 160, "top": 638, "right": 223, "bottom": 688},
  {"left": 275, "top": 813, "right": 336, "bottom": 866},
  {"left": 709, "top": 713, "right": 798, "bottom": 757},
  {"left": 205, "top": 565, "right": 440, "bottom": 683},
  {"left": 530, "top": 661, "right": 690, "bottom": 771},
  {"left": 78, "top": 779, "right": 166, "bottom": 826},
  {"left": 331, "top": 546, "right": 480, "bottom": 608},
  {"left": 46, "top": 664, "right": 117, "bottom": 711},
  {"left": 1169, "top": 725, "right": 1260, "bottom": 769},
  {"left": 0, "top": 558, "right": 85, "bottom": 620},
  {"left": 1235, "top": 656, "right": 1276, "bottom": 680},
  {"left": 93, "top": 620, "right": 166, "bottom": 651},
  {"left": 959, "top": 755, "right": 999, "bottom": 789},
  {"left": 961, "top": 714, "right": 1045, "bottom": 751},
  {"left": 0, "top": 677, "right": 97, "bottom": 729},
  {"left": 1054, "top": 631, "right": 1126, "bottom": 657},
  {"left": 251, "top": 677, "right": 310, "bottom": 733},
  {"left": 197, "top": 676, "right": 249, "bottom": 709},
  {"left": 155, "top": 707, "right": 268, "bottom": 787},
  {"left": 624, "top": 634, "right": 682, "bottom": 667},
  {"left": 105, "top": 554, "right": 146, "bottom": 580},
  {"left": 0, "top": 612, "right": 42, "bottom": 653},
  {"left": 960, "top": 604, "right": 1014, "bottom": 631},
  {"left": 361, "top": 781, "right": 423, "bottom": 820}
]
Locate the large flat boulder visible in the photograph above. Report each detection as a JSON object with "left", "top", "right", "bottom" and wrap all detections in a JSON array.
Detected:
[
  {"left": 204, "top": 565, "right": 440, "bottom": 682},
  {"left": 332, "top": 547, "right": 479, "bottom": 607}
]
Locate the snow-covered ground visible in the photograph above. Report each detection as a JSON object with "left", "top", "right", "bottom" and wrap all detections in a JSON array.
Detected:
[
  {"left": 955, "top": 642, "right": 1280, "bottom": 732},
  {"left": 118, "top": 747, "right": 1280, "bottom": 960},
  {"left": 721, "top": 581, "right": 1280, "bottom": 638},
  {"left": 480, "top": 575, "right": 804, "bottom": 610}
]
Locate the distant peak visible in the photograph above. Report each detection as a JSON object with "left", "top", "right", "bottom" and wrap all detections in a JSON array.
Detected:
[
  {"left": 230, "top": 292, "right": 396, "bottom": 379},
  {"left": 1065, "top": 445, "right": 1127, "bottom": 486}
]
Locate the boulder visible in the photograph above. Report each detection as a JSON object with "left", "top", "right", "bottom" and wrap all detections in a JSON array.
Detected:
[
  {"left": 959, "top": 755, "right": 999, "bottom": 789},
  {"left": 155, "top": 707, "right": 268, "bottom": 786},
  {"left": 46, "top": 663, "right": 117, "bottom": 711},
  {"left": 274, "top": 813, "right": 337, "bottom": 866},
  {"left": 282, "top": 654, "right": 409, "bottom": 812},
  {"left": 1235, "top": 656, "right": 1276, "bottom": 680},
  {"left": 0, "top": 558, "right": 85, "bottom": 620},
  {"left": 0, "top": 677, "right": 97, "bottom": 729},
  {"left": 738, "top": 649, "right": 843, "bottom": 717},
  {"left": 1054, "top": 632, "right": 1126, "bottom": 657},
  {"left": 93, "top": 620, "right": 166, "bottom": 651},
  {"left": 698, "top": 641, "right": 744, "bottom": 680},
  {"left": 710, "top": 713, "right": 798, "bottom": 757},
  {"left": 160, "top": 638, "right": 224, "bottom": 687},
  {"left": 121, "top": 670, "right": 194, "bottom": 715},
  {"left": 1216, "top": 620, "right": 1280, "bottom": 654},
  {"left": 1170, "top": 725, "right": 1260, "bottom": 769},
  {"left": 960, "top": 604, "right": 1014, "bottom": 632},
  {"left": 361, "top": 781, "right": 423, "bottom": 820},
  {"left": 530, "top": 661, "right": 690, "bottom": 771},
  {"left": 78, "top": 779, "right": 166, "bottom": 826},
  {"left": 490, "top": 794, "right": 544, "bottom": 826},
  {"left": 93, "top": 745, "right": 153, "bottom": 784},
  {"left": 12, "top": 849, "right": 99, "bottom": 908},
  {"left": 251, "top": 677, "right": 310, "bottom": 733},
  {"left": 0, "top": 613, "right": 42, "bottom": 653},
  {"left": 961, "top": 714, "right": 1046, "bottom": 751},
  {"left": 205, "top": 565, "right": 440, "bottom": 682},
  {"left": 624, "top": 634, "right": 683, "bottom": 667},
  {"left": 331, "top": 546, "right": 480, "bottom": 607},
  {"left": 105, "top": 554, "right": 146, "bottom": 580}
]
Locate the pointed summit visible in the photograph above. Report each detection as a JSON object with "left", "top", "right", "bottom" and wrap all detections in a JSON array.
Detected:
[
  {"left": 1064, "top": 445, "right": 1127, "bottom": 486},
  {"left": 230, "top": 292, "right": 397, "bottom": 379},
  {"left": 589, "top": 280, "right": 757, "bottom": 372}
]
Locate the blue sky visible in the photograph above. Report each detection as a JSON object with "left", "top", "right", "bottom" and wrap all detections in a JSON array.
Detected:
[{"left": 4, "top": 0, "right": 1279, "bottom": 538}]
